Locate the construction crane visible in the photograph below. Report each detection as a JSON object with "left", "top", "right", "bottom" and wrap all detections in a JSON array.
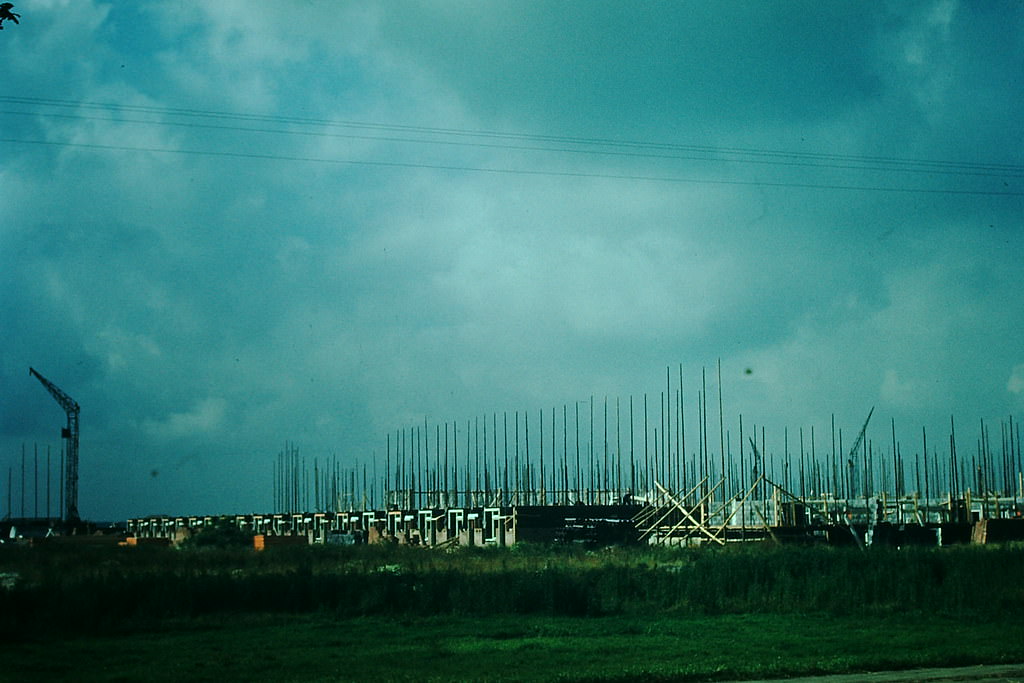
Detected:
[
  {"left": 29, "top": 368, "right": 80, "bottom": 524},
  {"left": 846, "top": 407, "right": 875, "bottom": 499}
]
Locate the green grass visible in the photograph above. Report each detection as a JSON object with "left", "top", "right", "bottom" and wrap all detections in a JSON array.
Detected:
[
  {"left": 4, "top": 542, "right": 1024, "bottom": 632},
  {"left": 2, "top": 542, "right": 1024, "bottom": 681},
  {"left": 3, "top": 612, "right": 1023, "bottom": 682}
]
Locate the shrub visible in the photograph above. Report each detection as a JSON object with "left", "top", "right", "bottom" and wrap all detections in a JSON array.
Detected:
[{"left": 179, "top": 518, "right": 253, "bottom": 550}]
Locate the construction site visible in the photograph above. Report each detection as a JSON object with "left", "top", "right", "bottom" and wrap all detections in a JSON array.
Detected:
[
  {"left": 6, "top": 365, "right": 1024, "bottom": 549},
  {"left": 127, "top": 366, "right": 1024, "bottom": 550},
  {"left": 123, "top": 475, "right": 1024, "bottom": 550}
]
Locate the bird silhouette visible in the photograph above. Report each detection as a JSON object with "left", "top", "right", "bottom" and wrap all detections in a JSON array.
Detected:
[{"left": 0, "top": 3, "right": 20, "bottom": 30}]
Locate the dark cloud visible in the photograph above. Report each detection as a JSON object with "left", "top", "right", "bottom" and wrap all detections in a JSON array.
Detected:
[{"left": 1, "top": 1, "right": 1021, "bottom": 520}]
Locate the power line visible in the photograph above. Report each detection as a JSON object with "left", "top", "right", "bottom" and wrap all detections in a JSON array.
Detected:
[
  {"left": 3, "top": 95, "right": 1021, "bottom": 177},
  {"left": 3, "top": 136, "right": 1021, "bottom": 196},
  {"left": 2, "top": 107, "right": 1020, "bottom": 181}
]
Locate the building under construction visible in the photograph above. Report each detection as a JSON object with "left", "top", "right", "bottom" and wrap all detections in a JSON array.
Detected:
[
  {"left": 126, "top": 473, "right": 1024, "bottom": 549},
  {"left": 14, "top": 364, "right": 1023, "bottom": 547},
  {"left": 129, "top": 362, "right": 1024, "bottom": 548}
]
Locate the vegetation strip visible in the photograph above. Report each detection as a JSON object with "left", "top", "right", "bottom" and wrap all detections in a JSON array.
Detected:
[
  {"left": 2, "top": 543, "right": 1023, "bottom": 680},
  {"left": 3, "top": 613, "right": 1024, "bottom": 682}
]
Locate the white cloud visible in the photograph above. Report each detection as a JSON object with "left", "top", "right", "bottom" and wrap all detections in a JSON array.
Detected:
[
  {"left": 142, "top": 398, "right": 227, "bottom": 440},
  {"left": 95, "top": 327, "right": 162, "bottom": 371},
  {"left": 1008, "top": 365, "right": 1024, "bottom": 395},
  {"left": 880, "top": 369, "right": 920, "bottom": 408}
]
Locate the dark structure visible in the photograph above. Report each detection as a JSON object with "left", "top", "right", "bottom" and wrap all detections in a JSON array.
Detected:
[{"left": 29, "top": 368, "right": 80, "bottom": 524}]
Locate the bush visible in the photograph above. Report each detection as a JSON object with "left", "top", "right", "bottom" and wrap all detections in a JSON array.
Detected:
[
  {"left": 179, "top": 518, "right": 253, "bottom": 550},
  {"left": 2, "top": 543, "right": 1024, "bottom": 637}
]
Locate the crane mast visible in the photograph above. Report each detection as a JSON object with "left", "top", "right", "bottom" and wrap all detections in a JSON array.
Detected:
[
  {"left": 845, "top": 406, "right": 875, "bottom": 498},
  {"left": 29, "top": 367, "right": 80, "bottom": 523}
]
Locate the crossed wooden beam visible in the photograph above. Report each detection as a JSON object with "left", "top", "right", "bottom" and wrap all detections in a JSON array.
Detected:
[
  {"left": 635, "top": 477, "right": 720, "bottom": 544},
  {"left": 635, "top": 476, "right": 834, "bottom": 546}
]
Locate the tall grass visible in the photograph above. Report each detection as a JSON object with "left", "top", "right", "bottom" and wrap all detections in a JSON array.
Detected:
[{"left": 2, "top": 543, "right": 1022, "bottom": 636}]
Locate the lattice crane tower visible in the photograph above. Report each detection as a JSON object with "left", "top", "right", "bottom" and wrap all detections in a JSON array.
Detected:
[{"left": 29, "top": 367, "right": 81, "bottom": 523}]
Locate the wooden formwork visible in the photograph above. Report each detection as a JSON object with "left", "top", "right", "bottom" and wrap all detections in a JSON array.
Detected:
[
  {"left": 972, "top": 518, "right": 1024, "bottom": 544},
  {"left": 634, "top": 477, "right": 837, "bottom": 546}
]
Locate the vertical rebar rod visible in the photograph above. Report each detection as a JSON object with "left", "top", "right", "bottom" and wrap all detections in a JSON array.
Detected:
[
  {"left": 539, "top": 409, "right": 545, "bottom": 505},
  {"left": 702, "top": 367, "right": 709, "bottom": 498},
  {"left": 588, "top": 401, "right": 596, "bottom": 501},
  {"left": 514, "top": 411, "right": 520, "bottom": 503},
  {"left": 575, "top": 401, "right": 581, "bottom": 503},
  {"left": 947, "top": 424, "right": 954, "bottom": 503},
  {"left": 615, "top": 396, "right": 621, "bottom": 500},
  {"left": 794, "top": 430, "right": 802, "bottom": 499},
  {"left": 503, "top": 412, "right": 509, "bottom": 504},
  {"left": 811, "top": 426, "right": 817, "bottom": 497},
  {"left": 435, "top": 423, "right": 441, "bottom": 507},
  {"left": 679, "top": 364, "right": 686, "bottom": 495},
  {"left": 492, "top": 413, "right": 499, "bottom": 503},
  {"left": 554, "top": 407, "right": 559, "bottom": 504},
  {"left": 603, "top": 397, "right": 609, "bottom": 503},
  {"left": 718, "top": 359, "right": 725, "bottom": 503},
  {"left": 831, "top": 415, "right": 837, "bottom": 499},
  {"left": 665, "top": 368, "right": 671, "bottom": 493},
  {"left": 891, "top": 418, "right": 898, "bottom": 502},
  {"left": 446, "top": 422, "right": 451, "bottom": 507},
  {"left": 483, "top": 415, "right": 488, "bottom": 501},
  {"left": 643, "top": 394, "right": 649, "bottom": 496},
  {"left": 923, "top": 426, "right": 929, "bottom": 506},
  {"left": 525, "top": 410, "right": 531, "bottom": 505},
  {"left": 563, "top": 404, "right": 568, "bottom": 505},
  {"left": 629, "top": 396, "right": 636, "bottom": 493}
]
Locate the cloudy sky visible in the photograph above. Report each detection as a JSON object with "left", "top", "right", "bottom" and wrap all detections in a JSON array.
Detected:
[{"left": 2, "top": 1, "right": 1022, "bottom": 521}]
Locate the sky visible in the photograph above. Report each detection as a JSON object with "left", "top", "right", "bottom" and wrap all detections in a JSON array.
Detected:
[{"left": 1, "top": 0, "right": 1022, "bottom": 522}]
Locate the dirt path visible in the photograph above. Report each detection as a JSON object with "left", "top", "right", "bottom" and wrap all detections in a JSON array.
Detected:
[{"left": 734, "top": 663, "right": 1024, "bottom": 683}]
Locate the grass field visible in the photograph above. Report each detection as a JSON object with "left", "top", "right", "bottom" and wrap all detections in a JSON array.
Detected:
[
  {"left": 2, "top": 542, "right": 1023, "bottom": 681},
  {"left": 6, "top": 612, "right": 1024, "bottom": 682}
]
